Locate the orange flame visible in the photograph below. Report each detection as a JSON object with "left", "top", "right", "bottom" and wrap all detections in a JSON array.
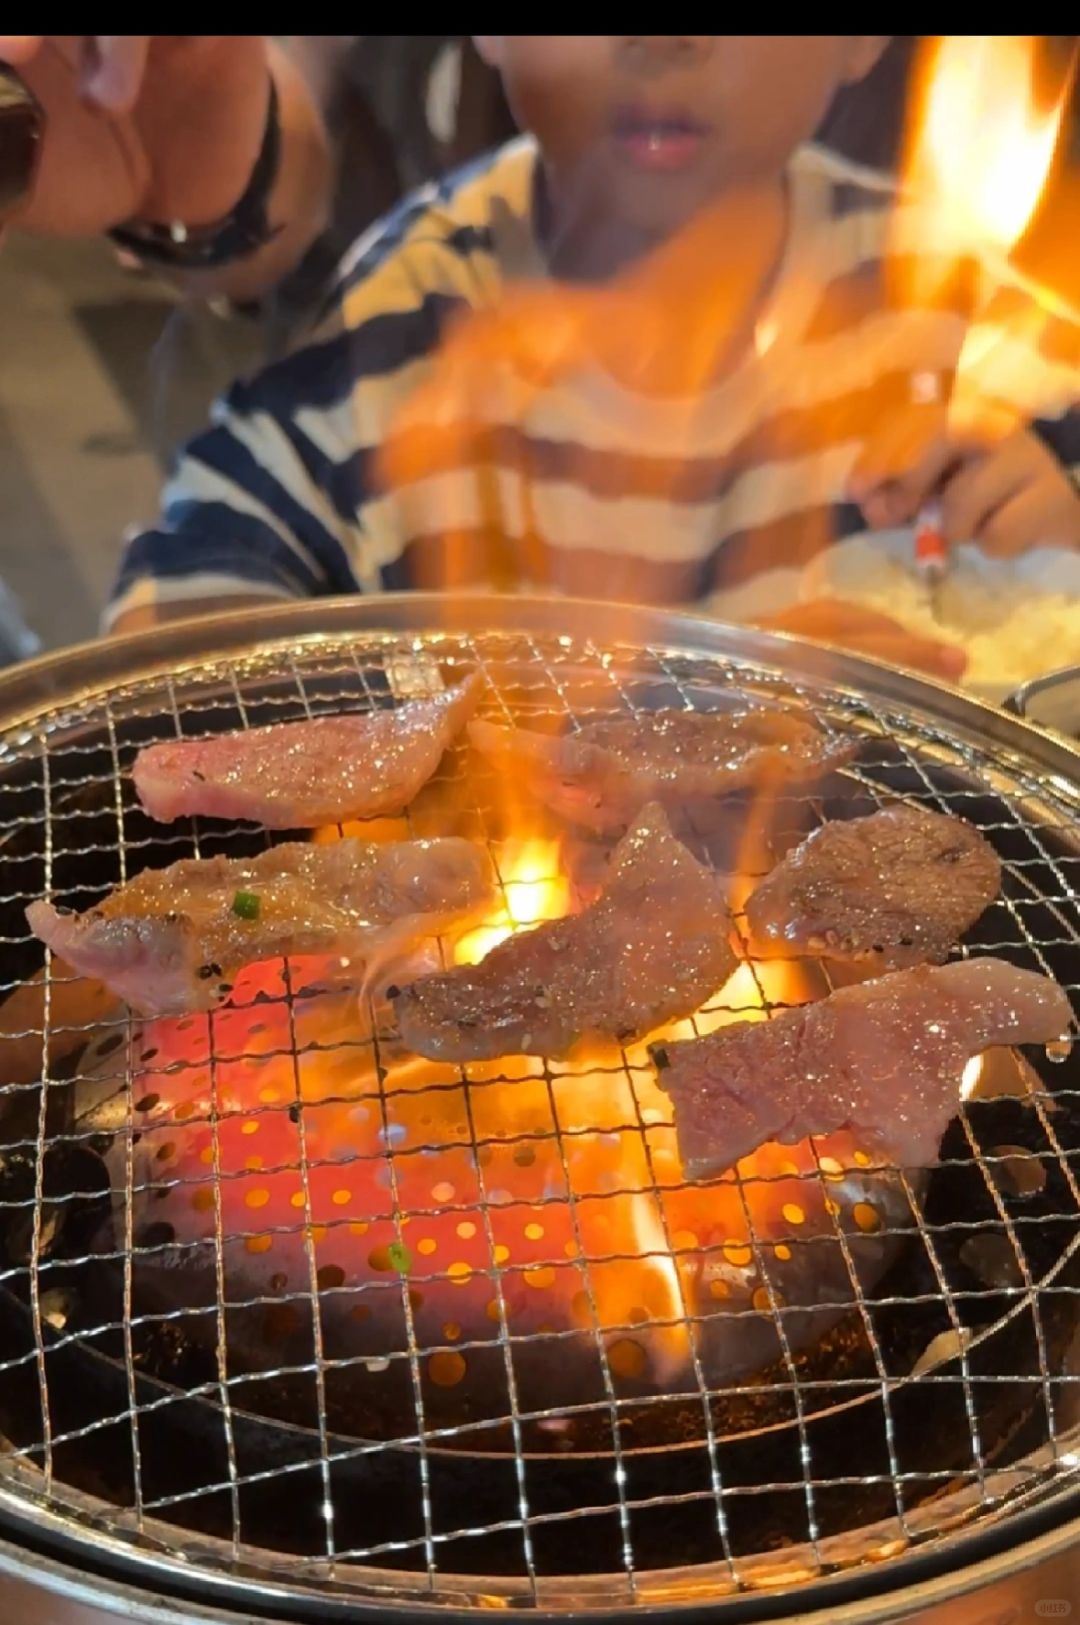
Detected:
[
  {"left": 454, "top": 839, "right": 569, "bottom": 965},
  {"left": 444, "top": 837, "right": 818, "bottom": 1379},
  {"left": 306, "top": 806, "right": 828, "bottom": 1378},
  {"left": 129, "top": 802, "right": 861, "bottom": 1400},
  {"left": 377, "top": 188, "right": 790, "bottom": 604},
  {"left": 450, "top": 838, "right": 693, "bottom": 1372},
  {"left": 895, "top": 36, "right": 1075, "bottom": 432},
  {"left": 901, "top": 36, "right": 1066, "bottom": 266},
  {"left": 305, "top": 750, "right": 838, "bottom": 1385}
]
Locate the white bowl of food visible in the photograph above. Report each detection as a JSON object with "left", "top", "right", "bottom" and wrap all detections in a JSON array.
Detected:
[{"left": 792, "top": 531, "right": 1080, "bottom": 706}]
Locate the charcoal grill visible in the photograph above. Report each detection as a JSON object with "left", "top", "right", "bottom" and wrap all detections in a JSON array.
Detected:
[{"left": 0, "top": 593, "right": 1077, "bottom": 1624}]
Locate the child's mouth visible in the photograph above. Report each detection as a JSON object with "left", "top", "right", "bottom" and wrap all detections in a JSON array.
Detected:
[{"left": 611, "top": 107, "right": 711, "bottom": 173}]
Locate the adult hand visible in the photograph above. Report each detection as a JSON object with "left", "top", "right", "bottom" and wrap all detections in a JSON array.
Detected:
[{"left": 0, "top": 36, "right": 270, "bottom": 235}]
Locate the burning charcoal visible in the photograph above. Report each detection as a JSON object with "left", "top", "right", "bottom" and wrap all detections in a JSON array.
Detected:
[{"left": 91, "top": 944, "right": 940, "bottom": 1435}]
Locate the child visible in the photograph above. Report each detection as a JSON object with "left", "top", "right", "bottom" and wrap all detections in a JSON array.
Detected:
[{"left": 107, "top": 36, "right": 1080, "bottom": 679}]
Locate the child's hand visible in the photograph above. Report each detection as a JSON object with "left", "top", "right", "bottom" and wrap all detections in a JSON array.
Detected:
[
  {"left": 754, "top": 599, "right": 968, "bottom": 682},
  {"left": 849, "top": 404, "right": 1080, "bottom": 555}
]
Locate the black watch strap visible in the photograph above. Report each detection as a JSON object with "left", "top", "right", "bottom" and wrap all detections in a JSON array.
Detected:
[{"left": 109, "top": 77, "right": 282, "bottom": 271}]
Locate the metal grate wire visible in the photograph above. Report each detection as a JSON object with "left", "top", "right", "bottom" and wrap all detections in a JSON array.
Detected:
[{"left": 0, "top": 619, "right": 1076, "bottom": 1614}]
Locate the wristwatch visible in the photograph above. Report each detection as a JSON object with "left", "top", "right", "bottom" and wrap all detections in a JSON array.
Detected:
[{"left": 108, "top": 77, "right": 283, "bottom": 271}]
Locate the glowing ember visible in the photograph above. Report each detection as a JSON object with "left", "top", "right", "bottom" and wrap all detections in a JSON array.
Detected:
[{"left": 108, "top": 835, "right": 898, "bottom": 1410}]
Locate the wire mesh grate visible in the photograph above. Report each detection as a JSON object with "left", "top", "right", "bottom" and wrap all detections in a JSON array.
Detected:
[{"left": 0, "top": 617, "right": 1076, "bottom": 1614}]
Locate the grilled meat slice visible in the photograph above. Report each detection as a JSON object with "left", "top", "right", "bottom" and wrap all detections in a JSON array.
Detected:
[
  {"left": 746, "top": 805, "right": 1001, "bottom": 969},
  {"left": 27, "top": 836, "right": 493, "bottom": 1017},
  {"left": 133, "top": 673, "right": 482, "bottom": 827},
  {"left": 655, "top": 958, "right": 1071, "bottom": 1175},
  {"left": 394, "top": 803, "right": 737, "bottom": 1059},
  {"left": 469, "top": 707, "right": 855, "bottom": 834}
]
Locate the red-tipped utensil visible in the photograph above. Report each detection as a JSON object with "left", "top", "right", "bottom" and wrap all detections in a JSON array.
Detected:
[{"left": 914, "top": 499, "right": 947, "bottom": 621}]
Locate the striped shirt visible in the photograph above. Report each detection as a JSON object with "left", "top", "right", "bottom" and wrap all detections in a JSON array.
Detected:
[{"left": 106, "top": 137, "right": 1080, "bottom": 628}]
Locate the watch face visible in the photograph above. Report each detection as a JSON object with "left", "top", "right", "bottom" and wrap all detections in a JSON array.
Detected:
[
  {"left": 107, "top": 77, "right": 280, "bottom": 271},
  {"left": 0, "top": 66, "right": 44, "bottom": 218}
]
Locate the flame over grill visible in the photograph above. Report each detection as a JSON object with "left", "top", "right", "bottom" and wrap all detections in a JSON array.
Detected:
[
  {"left": 117, "top": 813, "right": 901, "bottom": 1417},
  {"left": 0, "top": 603, "right": 1075, "bottom": 1612},
  {"left": 891, "top": 35, "right": 1076, "bottom": 442},
  {"left": 901, "top": 36, "right": 1067, "bottom": 267}
]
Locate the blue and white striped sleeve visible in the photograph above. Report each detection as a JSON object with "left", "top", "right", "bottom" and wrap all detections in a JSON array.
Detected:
[
  {"left": 103, "top": 327, "right": 369, "bottom": 631},
  {"left": 104, "top": 143, "right": 532, "bottom": 629}
]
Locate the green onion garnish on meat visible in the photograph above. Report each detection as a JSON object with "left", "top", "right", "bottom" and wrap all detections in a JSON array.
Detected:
[
  {"left": 387, "top": 1240, "right": 411, "bottom": 1273},
  {"left": 232, "top": 890, "right": 260, "bottom": 921}
]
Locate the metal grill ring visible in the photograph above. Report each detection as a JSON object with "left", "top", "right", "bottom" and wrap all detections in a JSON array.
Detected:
[{"left": 0, "top": 596, "right": 1075, "bottom": 1619}]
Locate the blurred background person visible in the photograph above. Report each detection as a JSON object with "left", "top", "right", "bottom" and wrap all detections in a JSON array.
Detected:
[
  {"left": 0, "top": 36, "right": 515, "bottom": 653},
  {"left": 0, "top": 36, "right": 1075, "bottom": 663}
]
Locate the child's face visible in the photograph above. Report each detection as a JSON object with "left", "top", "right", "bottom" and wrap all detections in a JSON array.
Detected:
[{"left": 476, "top": 36, "right": 886, "bottom": 241}]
